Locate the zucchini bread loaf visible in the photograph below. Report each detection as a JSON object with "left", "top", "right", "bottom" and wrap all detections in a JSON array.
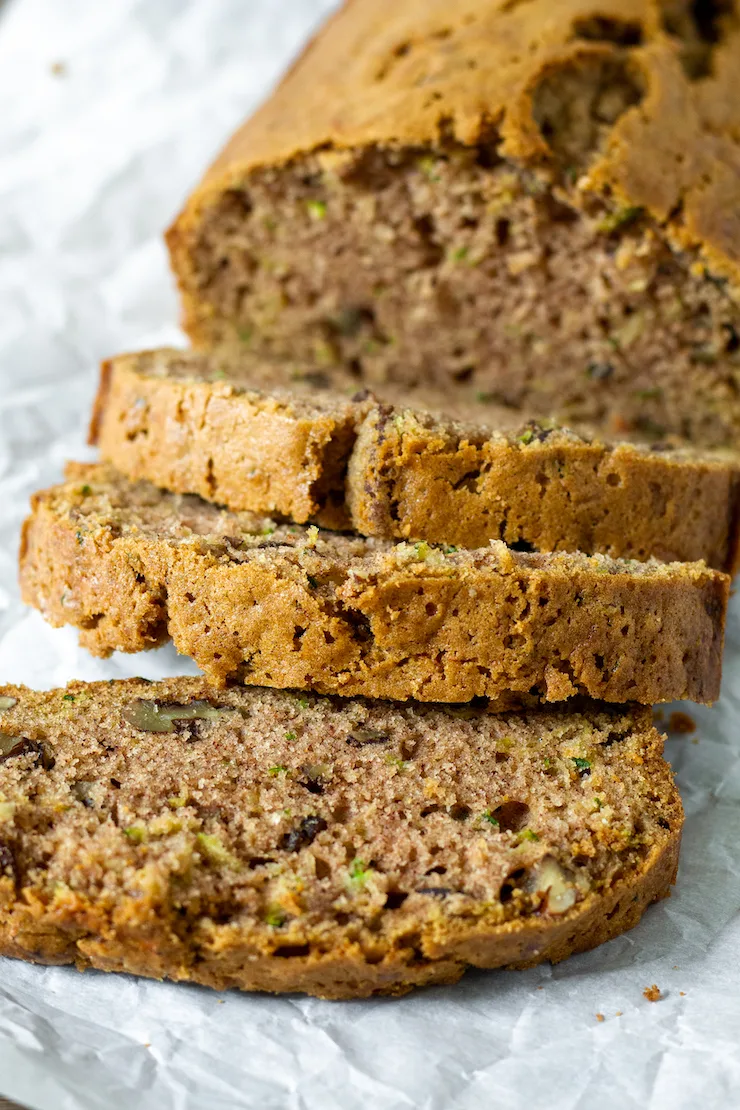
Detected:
[
  {"left": 0, "top": 679, "right": 682, "bottom": 999},
  {"left": 167, "top": 0, "right": 740, "bottom": 448},
  {"left": 91, "top": 347, "right": 740, "bottom": 568},
  {"left": 19, "top": 464, "right": 728, "bottom": 704}
]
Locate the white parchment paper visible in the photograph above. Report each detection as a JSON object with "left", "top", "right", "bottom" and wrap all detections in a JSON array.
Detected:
[{"left": 2, "top": 1, "right": 740, "bottom": 1106}]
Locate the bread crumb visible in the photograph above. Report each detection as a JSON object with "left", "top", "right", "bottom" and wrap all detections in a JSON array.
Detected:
[
  {"left": 615, "top": 1010, "right": 622, "bottom": 1016},
  {"left": 680, "top": 991, "right": 686, "bottom": 997},
  {"left": 668, "top": 711, "right": 696, "bottom": 735},
  {"left": 643, "top": 984, "right": 662, "bottom": 1002},
  {"left": 50, "top": 61, "right": 67, "bottom": 77},
  {"left": 596, "top": 1013, "right": 605, "bottom": 1022}
]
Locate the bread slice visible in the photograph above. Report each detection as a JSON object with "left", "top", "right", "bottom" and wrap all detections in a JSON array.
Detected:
[
  {"left": 167, "top": 0, "right": 740, "bottom": 449},
  {"left": 91, "top": 348, "right": 740, "bottom": 570},
  {"left": 0, "top": 678, "right": 682, "bottom": 1000},
  {"left": 90, "top": 348, "right": 361, "bottom": 534},
  {"left": 19, "top": 464, "right": 728, "bottom": 704}
]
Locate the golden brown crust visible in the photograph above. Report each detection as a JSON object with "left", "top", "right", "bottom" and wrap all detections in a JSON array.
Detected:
[
  {"left": 91, "top": 349, "right": 740, "bottom": 571},
  {"left": 349, "top": 405, "right": 740, "bottom": 571},
  {"left": 90, "top": 350, "right": 359, "bottom": 530},
  {"left": 0, "top": 836, "right": 678, "bottom": 999},
  {"left": 169, "top": 0, "right": 740, "bottom": 308},
  {"left": 18, "top": 464, "right": 729, "bottom": 704},
  {"left": 0, "top": 678, "right": 682, "bottom": 999}
]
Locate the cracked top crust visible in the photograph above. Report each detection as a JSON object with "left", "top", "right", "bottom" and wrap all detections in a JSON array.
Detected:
[{"left": 186, "top": 0, "right": 740, "bottom": 288}]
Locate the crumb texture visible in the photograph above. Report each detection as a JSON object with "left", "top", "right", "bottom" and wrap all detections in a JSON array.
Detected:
[
  {"left": 0, "top": 679, "right": 682, "bottom": 999},
  {"left": 168, "top": 0, "right": 740, "bottom": 447},
  {"left": 18, "top": 464, "right": 729, "bottom": 705}
]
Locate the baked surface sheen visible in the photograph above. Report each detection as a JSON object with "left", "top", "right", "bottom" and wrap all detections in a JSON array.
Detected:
[
  {"left": 18, "top": 463, "right": 729, "bottom": 705},
  {"left": 0, "top": 679, "right": 682, "bottom": 1000}
]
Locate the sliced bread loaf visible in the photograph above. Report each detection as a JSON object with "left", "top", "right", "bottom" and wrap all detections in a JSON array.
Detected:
[
  {"left": 167, "top": 0, "right": 740, "bottom": 448},
  {"left": 0, "top": 678, "right": 682, "bottom": 999},
  {"left": 19, "top": 464, "right": 728, "bottom": 704},
  {"left": 91, "top": 348, "right": 740, "bottom": 570}
]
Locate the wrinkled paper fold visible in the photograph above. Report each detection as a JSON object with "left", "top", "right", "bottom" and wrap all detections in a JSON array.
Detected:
[{"left": 2, "top": 1, "right": 740, "bottom": 1106}]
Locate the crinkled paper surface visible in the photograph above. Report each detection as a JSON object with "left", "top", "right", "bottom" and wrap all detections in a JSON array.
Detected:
[{"left": 1, "top": 1, "right": 740, "bottom": 1107}]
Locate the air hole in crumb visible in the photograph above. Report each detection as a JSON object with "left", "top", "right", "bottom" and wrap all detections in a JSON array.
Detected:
[
  {"left": 425, "top": 602, "right": 438, "bottom": 617},
  {"left": 421, "top": 804, "right": 443, "bottom": 817},
  {"left": 661, "top": 0, "right": 736, "bottom": 79},
  {"left": 606, "top": 472, "right": 621, "bottom": 487},
  {"left": 572, "top": 16, "right": 644, "bottom": 45},
  {"left": 274, "top": 944, "right": 311, "bottom": 958},
  {"left": 401, "top": 736, "right": 420, "bottom": 760},
  {"left": 499, "top": 867, "right": 527, "bottom": 903},
  {"left": 249, "top": 857, "right": 273, "bottom": 870},
  {"left": 495, "top": 218, "right": 511, "bottom": 247},
  {"left": 723, "top": 323, "right": 740, "bottom": 353},
  {"left": 413, "top": 214, "right": 444, "bottom": 266},
  {"left": 220, "top": 188, "right": 254, "bottom": 221},
  {"left": 398, "top": 930, "right": 422, "bottom": 954},
  {"left": 605, "top": 729, "right": 628, "bottom": 746},
  {"left": 341, "top": 607, "right": 373, "bottom": 643},
  {"left": 385, "top": 890, "right": 409, "bottom": 909},
  {"left": 452, "top": 470, "right": 481, "bottom": 493},
  {"left": 476, "top": 145, "right": 500, "bottom": 170},
  {"left": 493, "top": 800, "right": 530, "bottom": 832},
  {"left": 449, "top": 804, "right": 472, "bottom": 821},
  {"left": 315, "top": 857, "right": 331, "bottom": 879}
]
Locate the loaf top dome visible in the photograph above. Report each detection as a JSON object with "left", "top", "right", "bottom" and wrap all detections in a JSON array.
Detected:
[{"left": 185, "top": 0, "right": 740, "bottom": 287}]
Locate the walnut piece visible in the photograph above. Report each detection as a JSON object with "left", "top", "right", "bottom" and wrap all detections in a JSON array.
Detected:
[
  {"left": 122, "top": 699, "right": 227, "bottom": 733},
  {"left": 528, "top": 855, "right": 581, "bottom": 914},
  {"left": 0, "top": 734, "right": 54, "bottom": 769}
]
